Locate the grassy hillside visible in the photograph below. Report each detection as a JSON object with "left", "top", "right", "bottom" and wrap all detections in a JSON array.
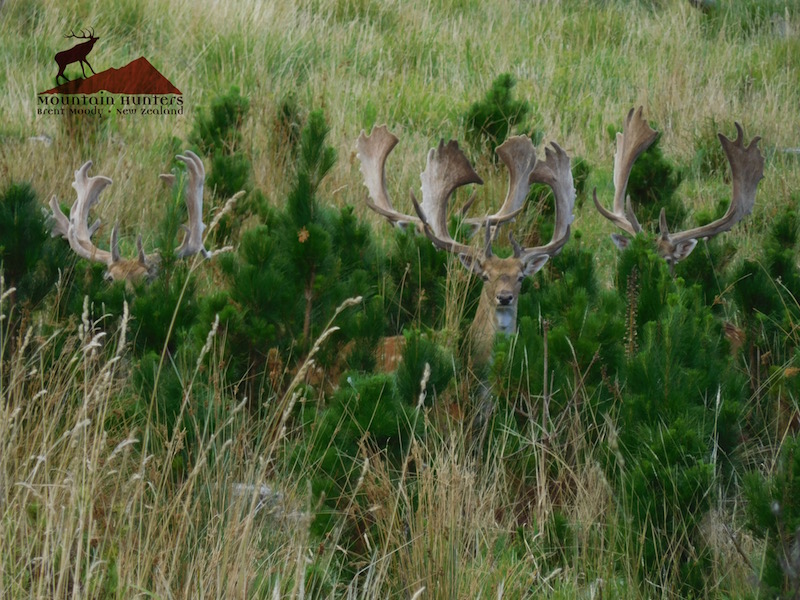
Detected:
[{"left": 1, "top": 0, "right": 800, "bottom": 597}]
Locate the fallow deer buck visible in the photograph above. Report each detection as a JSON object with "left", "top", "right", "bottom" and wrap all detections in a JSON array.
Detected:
[
  {"left": 357, "top": 126, "right": 576, "bottom": 365},
  {"left": 49, "top": 150, "right": 220, "bottom": 282},
  {"left": 593, "top": 106, "right": 765, "bottom": 269}
]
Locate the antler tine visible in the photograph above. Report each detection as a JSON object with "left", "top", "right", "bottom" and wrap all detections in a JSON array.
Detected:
[
  {"left": 110, "top": 224, "right": 121, "bottom": 263},
  {"left": 173, "top": 150, "right": 209, "bottom": 259},
  {"left": 357, "top": 125, "right": 421, "bottom": 229},
  {"left": 663, "top": 122, "right": 764, "bottom": 249},
  {"left": 483, "top": 217, "right": 494, "bottom": 258},
  {"left": 67, "top": 161, "right": 114, "bottom": 264},
  {"left": 463, "top": 135, "right": 535, "bottom": 233},
  {"left": 593, "top": 106, "right": 658, "bottom": 237},
  {"left": 48, "top": 196, "right": 70, "bottom": 239}
]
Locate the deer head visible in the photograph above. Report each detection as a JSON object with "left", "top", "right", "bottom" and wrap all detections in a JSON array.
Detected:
[
  {"left": 49, "top": 151, "right": 214, "bottom": 282},
  {"left": 356, "top": 126, "right": 575, "bottom": 363},
  {"left": 593, "top": 107, "right": 764, "bottom": 269}
]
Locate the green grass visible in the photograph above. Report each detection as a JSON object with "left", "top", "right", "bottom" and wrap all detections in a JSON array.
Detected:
[{"left": 2, "top": 0, "right": 800, "bottom": 597}]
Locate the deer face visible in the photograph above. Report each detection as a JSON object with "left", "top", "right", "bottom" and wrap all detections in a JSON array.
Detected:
[
  {"left": 611, "top": 231, "right": 698, "bottom": 267},
  {"left": 104, "top": 258, "right": 158, "bottom": 283},
  {"left": 460, "top": 253, "right": 549, "bottom": 333}
]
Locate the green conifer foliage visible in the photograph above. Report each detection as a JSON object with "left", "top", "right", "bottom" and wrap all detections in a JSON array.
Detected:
[
  {"left": 732, "top": 207, "right": 800, "bottom": 440},
  {"left": 384, "top": 226, "right": 451, "bottom": 331},
  {"left": 614, "top": 285, "right": 744, "bottom": 595},
  {"left": 210, "top": 109, "right": 390, "bottom": 400},
  {"left": 615, "top": 235, "right": 672, "bottom": 332},
  {"left": 301, "top": 371, "right": 420, "bottom": 538},
  {"left": 744, "top": 433, "right": 800, "bottom": 597},
  {"left": 282, "top": 110, "right": 337, "bottom": 343},
  {"left": 189, "top": 86, "right": 252, "bottom": 243},
  {"left": 394, "top": 329, "right": 454, "bottom": 406},
  {"left": 0, "top": 183, "right": 63, "bottom": 308},
  {"left": 734, "top": 208, "right": 800, "bottom": 337},
  {"left": 625, "top": 136, "right": 685, "bottom": 229},
  {"left": 463, "top": 73, "right": 538, "bottom": 157}
]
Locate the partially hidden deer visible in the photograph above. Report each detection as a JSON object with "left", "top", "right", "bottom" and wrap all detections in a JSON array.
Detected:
[
  {"left": 49, "top": 151, "right": 221, "bottom": 282},
  {"left": 55, "top": 28, "right": 99, "bottom": 84},
  {"left": 357, "top": 125, "right": 576, "bottom": 365},
  {"left": 593, "top": 106, "right": 765, "bottom": 270}
]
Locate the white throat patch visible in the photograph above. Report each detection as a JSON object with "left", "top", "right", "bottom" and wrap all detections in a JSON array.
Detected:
[{"left": 495, "top": 307, "right": 516, "bottom": 335}]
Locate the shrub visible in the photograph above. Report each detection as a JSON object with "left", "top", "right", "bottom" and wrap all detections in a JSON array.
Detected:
[
  {"left": 463, "top": 73, "right": 537, "bottom": 157},
  {"left": 612, "top": 282, "right": 745, "bottom": 595},
  {"left": 189, "top": 86, "right": 252, "bottom": 239},
  {"left": 745, "top": 434, "right": 800, "bottom": 598},
  {"left": 625, "top": 135, "right": 685, "bottom": 229},
  {"left": 0, "top": 182, "right": 63, "bottom": 308},
  {"left": 301, "top": 370, "right": 421, "bottom": 538},
  {"left": 210, "top": 109, "right": 389, "bottom": 400}
]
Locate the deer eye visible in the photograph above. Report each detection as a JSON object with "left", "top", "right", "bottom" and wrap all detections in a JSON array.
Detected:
[
  {"left": 481, "top": 273, "right": 490, "bottom": 282},
  {"left": 517, "top": 274, "right": 525, "bottom": 282}
]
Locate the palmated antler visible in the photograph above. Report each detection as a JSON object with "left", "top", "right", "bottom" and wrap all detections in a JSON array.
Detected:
[
  {"left": 412, "top": 135, "right": 575, "bottom": 268},
  {"left": 357, "top": 126, "right": 486, "bottom": 235},
  {"left": 48, "top": 161, "right": 142, "bottom": 280},
  {"left": 50, "top": 151, "right": 219, "bottom": 282},
  {"left": 657, "top": 122, "right": 764, "bottom": 262},
  {"left": 410, "top": 138, "right": 484, "bottom": 255},
  {"left": 357, "top": 126, "right": 575, "bottom": 265},
  {"left": 593, "top": 107, "right": 764, "bottom": 265},
  {"left": 162, "top": 151, "right": 209, "bottom": 259},
  {"left": 356, "top": 125, "right": 422, "bottom": 230},
  {"left": 525, "top": 140, "right": 576, "bottom": 256},
  {"left": 461, "top": 135, "right": 536, "bottom": 233},
  {"left": 592, "top": 106, "right": 658, "bottom": 242}
]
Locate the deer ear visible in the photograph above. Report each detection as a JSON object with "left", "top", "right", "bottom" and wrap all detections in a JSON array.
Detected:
[
  {"left": 671, "top": 239, "right": 698, "bottom": 262},
  {"left": 522, "top": 254, "right": 549, "bottom": 276},
  {"left": 611, "top": 233, "right": 630, "bottom": 250},
  {"left": 458, "top": 253, "right": 485, "bottom": 275}
]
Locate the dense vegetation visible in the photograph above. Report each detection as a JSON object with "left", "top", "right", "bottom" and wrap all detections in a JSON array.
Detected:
[{"left": 2, "top": 0, "right": 800, "bottom": 597}]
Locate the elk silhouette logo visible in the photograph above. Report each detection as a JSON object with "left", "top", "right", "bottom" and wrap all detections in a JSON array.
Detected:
[{"left": 55, "top": 28, "right": 99, "bottom": 84}]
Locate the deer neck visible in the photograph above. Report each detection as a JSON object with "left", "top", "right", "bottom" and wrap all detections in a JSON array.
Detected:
[{"left": 470, "top": 292, "right": 518, "bottom": 365}]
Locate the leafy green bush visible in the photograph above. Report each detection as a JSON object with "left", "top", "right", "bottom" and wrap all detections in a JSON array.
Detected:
[
  {"left": 614, "top": 235, "right": 672, "bottom": 332},
  {"left": 384, "top": 226, "right": 451, "bottom": 332},
  {"left": 189, "top": 85, "right": 249, "bottom": 158},
  {"left": 669, "top": 190, "right": 739, "bottom": 308},
  {"left": 301, "top": 371, "right": 421, "bottom": 538},
  {"left": 692, "top": 117, "right": 729, "bottom": 178},
  {"left": 394, "top": 328, "right": 454, "bottom": 406}
]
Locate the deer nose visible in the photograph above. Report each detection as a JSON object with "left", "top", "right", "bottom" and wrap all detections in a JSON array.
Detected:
[{"left": 496, "top": 293, "right": 514, "bottom": 306}]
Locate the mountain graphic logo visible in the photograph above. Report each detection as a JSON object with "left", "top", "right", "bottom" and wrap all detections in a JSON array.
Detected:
[
  {"left": 39, "top": 28, "right": 181, "bottom": 96},
  {"left": 41, "top": 56, "right": 182, "bottom": 95}
]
